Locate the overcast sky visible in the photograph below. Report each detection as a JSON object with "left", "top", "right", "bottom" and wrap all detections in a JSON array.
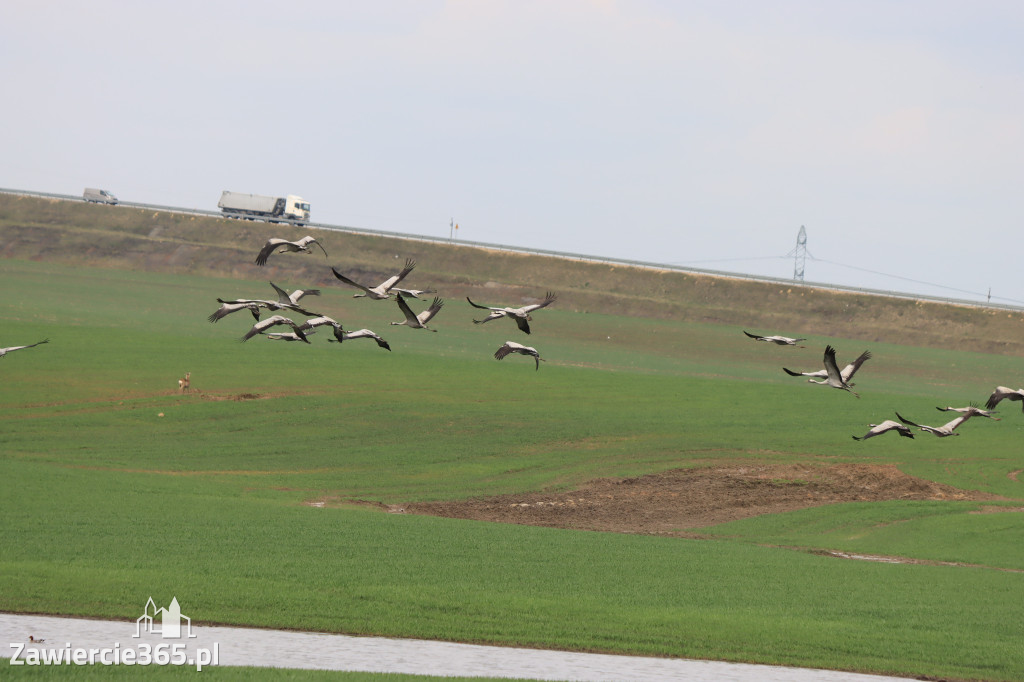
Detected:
[{"left": 3, "top": 1, "right": 1022, "bottom": 305}]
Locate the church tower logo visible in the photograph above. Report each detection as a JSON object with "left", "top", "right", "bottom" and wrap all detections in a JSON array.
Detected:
[{"left": 134, "top": 597, "right": 196, "bottom": 639}]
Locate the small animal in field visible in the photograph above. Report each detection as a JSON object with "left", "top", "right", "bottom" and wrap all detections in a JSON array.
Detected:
[
  {"left": 852, "top": 420, "right": 914, "bottom": 441},
  {"left": 178, "top": 371, "right": 191, "bottom": 393},
  {"left": 985, "top": 386, "right": 1024, "bottom": 413},
  {"left": 895, "top": 411, "right": 971, "bottom": 437},
  {"left": 466, "top": 291, "right": 557, "bottom": 334},
  {"left": 391, "top": 294, "right": 444, "bottom": 331},
  {"left": 784, "top": 350, "right": 871, "bottom": 386},
  {"left": 331, "top": 258, "right": 417, "bottom": 299},
  {"left": 254, "top": 236, "right": 328, "bottom": 266},
  {"left": 0, "top": 339, "right": 49, "bottom": 357},
  {"left": 494, "top": 341, "right": 544, "bottom": 370},
  {"left": 743, "top": 330, "right": 806, "bottom": 347}
]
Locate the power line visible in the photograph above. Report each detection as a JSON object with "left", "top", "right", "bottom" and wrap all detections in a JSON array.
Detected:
[
  {"left": 669, "top": 255, "right": 786, "bottom": 265},
  {"left": 806, "top": 255, "right": 1024, "bottom": 306},
  {"left": 670, "top": 252, "right": 1024, "bottom": 307}
]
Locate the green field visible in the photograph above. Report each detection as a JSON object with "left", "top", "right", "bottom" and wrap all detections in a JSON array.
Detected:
[{"left": 2, "top": 200, "right": 1024, "bottom": 680}]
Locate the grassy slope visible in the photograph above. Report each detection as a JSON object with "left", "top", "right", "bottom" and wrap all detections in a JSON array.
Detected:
[{"left": 2, "top": 197, "right": 1024, "bottom": 680}]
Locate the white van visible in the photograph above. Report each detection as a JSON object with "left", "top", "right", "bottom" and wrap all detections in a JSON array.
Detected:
[{"left": 83, "top": 188, "right": 119, "bottom": 205}]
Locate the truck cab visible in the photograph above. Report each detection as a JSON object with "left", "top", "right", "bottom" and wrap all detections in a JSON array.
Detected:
[
  {"left": 283, "top": 195, "right": 311, "bottom": 223},
  {"left": 83, "top": 188, "right": 119, "bottom": 205}
]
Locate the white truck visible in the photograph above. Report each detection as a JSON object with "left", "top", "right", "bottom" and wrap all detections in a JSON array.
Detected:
[
  {"left": 83, "top": 188, "right": 118, "bottom": 205},
  {"left": 217, "top": 191, "right": 311, "bottom": 224}
]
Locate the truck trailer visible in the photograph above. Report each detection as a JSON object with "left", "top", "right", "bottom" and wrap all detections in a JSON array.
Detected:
[{"left": 217, "top": 191, "right": 310, "bottom": 224}]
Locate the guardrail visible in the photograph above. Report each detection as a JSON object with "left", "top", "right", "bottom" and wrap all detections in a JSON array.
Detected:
[{"left": 3, "top": 186, "right": 1021, "bottom": 313}]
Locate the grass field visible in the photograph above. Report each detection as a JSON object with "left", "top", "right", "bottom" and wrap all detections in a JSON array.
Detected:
[{"left": 2, "top": 252, "right": 1023, "bottom": 681}]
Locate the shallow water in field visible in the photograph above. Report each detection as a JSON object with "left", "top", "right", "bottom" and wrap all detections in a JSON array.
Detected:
[{"left": 2, "top": 613, "right": 908, "bottom": 681}]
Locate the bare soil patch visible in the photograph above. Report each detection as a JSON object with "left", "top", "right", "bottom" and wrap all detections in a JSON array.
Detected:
[
  {"left": 970, "top": 504, "right": 1024, "bottom": 514},
  {"left": 814, "top": 548, "right": 1024, "bottom": 572},
  {"left": 199, "top": 392, "right": 268, "bottom": 401},
  {"left": 402, "top": 462, "right": 1001, "bottom": 535}
]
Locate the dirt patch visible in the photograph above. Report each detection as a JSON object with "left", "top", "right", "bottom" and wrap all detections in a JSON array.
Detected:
[
  {"left": 401, "top": 462, "right": 1001, "bottom": 536},
  {"left": 813, "top": 549, "right": 1024, "bottom": 572},
  {"left": 200, "top": 392, "right": 268, "bottom": 401}
]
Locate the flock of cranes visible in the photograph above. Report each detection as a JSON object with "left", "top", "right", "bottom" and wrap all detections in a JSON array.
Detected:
[
  {"left": 744, "top": 329, "right": 1022, "bottom": 441},
  {"left": 208, "top": 281, "right": 320, "bottom": 323},
  {"left": 4, "top": 234, "right": 1020, "bottom": 399},
  {"left": 201, "top": 235, "right": 554, "bottom": 369}
]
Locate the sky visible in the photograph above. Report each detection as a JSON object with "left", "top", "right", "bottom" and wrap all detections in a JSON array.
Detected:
[{"left": 3, "top": 1, "right": 1023, "bottom": 306}]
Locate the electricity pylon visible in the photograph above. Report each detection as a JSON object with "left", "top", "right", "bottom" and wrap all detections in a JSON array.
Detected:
[{"left": 790, "top": 225, "right": 807, "bottom": 281}]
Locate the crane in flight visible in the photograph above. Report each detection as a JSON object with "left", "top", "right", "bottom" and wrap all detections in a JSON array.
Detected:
[
  {"left": 466, "top": 291, "right": 557, "bottom": 334},
  {"left": 935, "top": 404, "right": 1000, "bottom": 420},
  {"left": 821, "top": 345, "right": 859, "bottom": 397},
  {"left": 895, "top": 411, "right": 972, "bottom": 437},
  {"left": 331, "top": 258, "right": 417, "bottom": 300},
  {"left": 985, "top": 386, "right": 1024, "bottom": 413},
  {"left": 254, "top": 236, "right": 328, "bottom": 266},
  {"left": 391, "top": 287, "right": 437, "bottom": 300},
  {"left": 852, "top": 420, "right": 914, "bottom": 441},
  {"left": 269, "top": 281, "right": 320, "bottom": 306},
  {"left": 784, "top": 350, "right": 871, "bottom": 386},
  {"left": 266, "top": 330, "right": 317, "bottom": 342},
  {"left": 0, "top": 339, "right": 49, "bottom": 357},
  {"left": 210, "top": 281, "right": 318, "bottom": 322},
  {"left": 207, "top": 300, "right": 266, "bottom": 323},
  {"left": 298, "top": 315, "right": 344, "bottom": 342},
  {"left": 494, "top": 341, "right": 544, "bottom": 370},
  {"left": 743, "top": 330, "right": 806, "bottom": 347},
  {"left": 327, "top": 329, "right": 392, "bottom": 350},
  {"left": 391, "top": 294, "right": 444, "bottom": 331},
  {"left": 240, "top": 316, "right": 309, "bottom": 343}
]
